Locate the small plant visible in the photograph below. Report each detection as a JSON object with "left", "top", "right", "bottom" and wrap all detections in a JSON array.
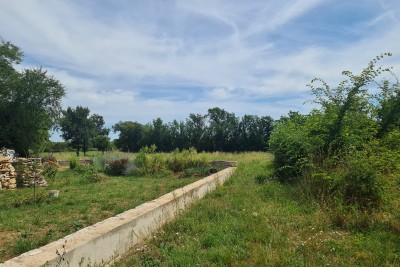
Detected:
[
  {"left": 69, "top": 157, "right": 78, "bottom": 170},
  {"left": 55, "top": 240, "right": 67, "bottom": 267},
  {"left": 41, "top": 155, "right": 59, "bottom": 165},
  {"left": 124, "top": 162, "right": 142, "bottom": 176},
  {"left": 255, "top": 174, "right": 269, "bottom": 184},
  {"left": 84, "top": 170, "right": 108, "bottom": 183},
  {"left": 180, "top": 167, "right": 211, "bottom": 178},
  {"left": 105, "top": 158, "right": 129, "bottom": 176},
  {"left": 43, "top": 164, "right": 58, "bottom": 180},
  {"left": 72, "top": 219, "right": 83, "bottom": 230}
]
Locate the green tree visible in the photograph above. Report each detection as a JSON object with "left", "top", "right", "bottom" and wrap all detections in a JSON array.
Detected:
[
  {"left": 113, "top": 121, "right": 144, "bottom": 152},
  {"left": 59, "top": 106, "right": 107, "bottom": 156},
  {"left": 207, "top": 107, "right": 239, "bottom": 151},
  {"left": 186, "top": 113, "right": 207, "bottom": 151},
  {"left": 270, "top": 54, "right": 398, "bottom": 209},
  {"left": 376, "top": 79, "right": 400, "bottom": 137},
  {"left": 93, "top": 135, "right": 111, "bottom": 154},
  {"left": 0, "top": 38, "right": 65, "bottom": 155}
]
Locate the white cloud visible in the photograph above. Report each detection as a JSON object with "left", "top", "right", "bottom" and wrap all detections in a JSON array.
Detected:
[{"left": 1, "top": 0, "right": 400, "bottom": 135}]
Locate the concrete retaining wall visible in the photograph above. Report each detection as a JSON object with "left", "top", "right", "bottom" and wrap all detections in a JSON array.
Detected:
[{"left": 1, "top": 167, "right": 236, "bottom": 267}]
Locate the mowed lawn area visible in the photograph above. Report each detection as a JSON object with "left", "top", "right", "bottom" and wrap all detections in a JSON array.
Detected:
[{"left": 114, "top": 152, "right": 399, "bottom": 267}]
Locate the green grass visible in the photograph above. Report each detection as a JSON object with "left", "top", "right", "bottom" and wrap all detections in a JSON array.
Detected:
[
  {"left": 40, "top": 150, "right": 134, "bottom": 161},
  {"left": 113, "top": 152, "right": 400, "bottom": 267},
  {"left": 0, "top": 165, "right": 200, "bottom": 262}
]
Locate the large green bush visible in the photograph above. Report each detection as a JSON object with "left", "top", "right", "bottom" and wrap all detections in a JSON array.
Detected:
[{"left": 270, "top": 54, "right": 399, "bottom": 211}]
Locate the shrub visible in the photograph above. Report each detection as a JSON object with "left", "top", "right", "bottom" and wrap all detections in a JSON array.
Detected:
[
  {"left": 180, "top": 166, "right": 210, "bottom": 178},
  {"left": 84, "top": 171, "right": 108, "bottom": 183},
  {"left": 255, "top": 174, "right": 269, "bottom": 184},
  {"left": 105, "top": 158, "right": 129, "bottom": 176},
  {"left": 269, "top": 117, "right": 312, "bottom": 182},
  {"left": 41, "top": 155, "right": 58, "bottom": 165},
  {"left": 166, "top": 147, "right": 209, "bottom": 174},
  {"left": 42, "top": 164, "right": 58, "bottom": 180},
  {"left": 124, "top": 162, "right": 142, "bottom": 176},
  {"left": 69, "top": 157, "right": 78, "bottom": 170},
  {"left": 336, "top": 150, "right": 385, "bottom": 210}
]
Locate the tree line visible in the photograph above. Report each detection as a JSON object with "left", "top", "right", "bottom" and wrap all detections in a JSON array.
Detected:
[
  {"left": 112, "top": 107, "right": 274, "bottom": 153},
  {"left": 0, "top": 38, "right": 274, "bottom": 156}
]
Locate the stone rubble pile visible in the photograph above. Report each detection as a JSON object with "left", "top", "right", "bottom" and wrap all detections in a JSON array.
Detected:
[
  {"left": 15, "top": 158, "right": 48, "bottom": 188},
  {"left": 0, "top": 157, "right": 17, "bottom": 189},
  {"left": 0, "top": 148, "right": 48, "bottom": 190}
]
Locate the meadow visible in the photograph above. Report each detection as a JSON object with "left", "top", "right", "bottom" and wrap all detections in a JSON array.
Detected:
[
  {"left": 0, "top": 149, "right": 217, "bottom": 263},
  {"left": 0, "top": 151, "right": 398, "bottom": 266},
  {"left": 113, "top": 152, "right": 399, "bottom": 267}
]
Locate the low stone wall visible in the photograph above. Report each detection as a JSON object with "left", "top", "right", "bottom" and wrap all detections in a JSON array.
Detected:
[
  {"left": 1, "top": 166, "right": 236, "bottom": 267},
  {"left": 0, "top": 157, "right": 47, "bottom": 190},
  {"left": 0, "top": 157, "right": 17, "bottom": 189},
  {"left": 15, "top": 158, "right": 47, "bottom": 188}
]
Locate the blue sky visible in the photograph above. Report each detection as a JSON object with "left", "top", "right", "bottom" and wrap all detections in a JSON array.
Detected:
[{"left": 1, "top": 0, "right": 399, "bottom": 140}]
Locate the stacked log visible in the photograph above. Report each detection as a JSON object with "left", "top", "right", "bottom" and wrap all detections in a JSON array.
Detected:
[{"left": 0, "top": 157, "right": 17, "bottom": 189}]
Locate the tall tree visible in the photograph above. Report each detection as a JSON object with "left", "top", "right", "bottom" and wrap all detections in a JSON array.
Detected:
[
  {"left": 186, "top": 113, "right": 207, "bottom": 150},
  {"left": 0, "top": 38, "right": 65, "bottom": 155},
  {"left": 207, "top": 107, "right": 239, "bottom": 151},
  {"left": 59, "top": 106, "right": 107, "bottom": 156},
  {"left": 113, "top": 121, "right": 144, "bottom": 152}
]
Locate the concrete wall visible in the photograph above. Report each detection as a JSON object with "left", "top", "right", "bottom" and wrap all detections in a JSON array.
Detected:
[{"left": 1, "top": 166, "right": 236, "bottom": 267}]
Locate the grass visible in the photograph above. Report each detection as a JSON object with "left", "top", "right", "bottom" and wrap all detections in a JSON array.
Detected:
[
  {"left": 113, "top": 152, "right": 400, "bottom": 267},
  {"left": 0, "top": 160, "right": 203, "bottom": 263},
  {"left": 40, "top": 150, "right": 131, "bottom": 161}
]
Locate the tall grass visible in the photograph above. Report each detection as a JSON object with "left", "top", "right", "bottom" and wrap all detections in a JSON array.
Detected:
[
  {"left": 114, "top": 152, "right": 399, "bottom": 267},
  {"left": 0, "top": 156, "right": 206, "bottom": 263}
]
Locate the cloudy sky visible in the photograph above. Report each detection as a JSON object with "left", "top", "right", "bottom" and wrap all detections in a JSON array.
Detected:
[{"left": 1, "top": 0, "right": 400, "bottom": 139}]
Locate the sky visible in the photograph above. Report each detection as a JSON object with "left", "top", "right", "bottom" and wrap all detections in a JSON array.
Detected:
[{"left": 1, "top": 0, "right": 400, "bottom": 140}]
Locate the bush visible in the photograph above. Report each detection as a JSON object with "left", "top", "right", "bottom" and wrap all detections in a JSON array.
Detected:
[
  {"left": 41, "top": 155, "right": 58, "bottom": 165},
  {"left": 83, "top": 171, "right": 108, "bottom": 183},
  {"left": 105, "top": 158, "right": 129, "bottom": 176},
  {"left": 166, "top": 148, "right": 209, "bottom": 174},
  {"left": 42, "top": 164, "right": 58, "bottom": 180},
  {"left": 180, "top": 166, "right": 210, "bottom": 178},
  {"left": 69, "top": 157, "right": 78, "bottom": 170},
  {"left": 124, "top": 162, "right": 142, "bottom": 176},
  {"left": 255, "top": 174, "right": 269, "bottom": 184},
  {"left": 336, "top": 150, "right": 385, "bottom": 209},
  {"left": 269, "top": 117, "right": 312, "bottom": 182}
]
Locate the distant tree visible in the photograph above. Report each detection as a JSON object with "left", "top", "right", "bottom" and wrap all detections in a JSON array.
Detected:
[
  {"left": 186, "top": 113, "right": 207, "bottom": 151},
  {"left": 207, "top": 107, "right": 239, "bottom": 151},
  {"left": 168, "top": 119, "right": 188, "bottom": 150},
  {"left": 59, "top": 106, "right": 107, "bottom": 156},
  {"left": 113, "top": 121, "right": 144, "bottom": 152},
  {"left": 0, "top": 38, "right": 65, "bottom": 155},
  {"left": 93, "top": 135, "right": 111, "bottom": 154}
]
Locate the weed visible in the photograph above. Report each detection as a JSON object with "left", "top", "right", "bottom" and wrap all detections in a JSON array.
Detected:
[
  {"left": 255, "top": 174, "right": 269, "bottom": 184},
  {"left": 105, "top": 158, "right": 129, "bottom": 176},
  {"left": 69, "top": 157, "right": 78, "bottom": 170}
]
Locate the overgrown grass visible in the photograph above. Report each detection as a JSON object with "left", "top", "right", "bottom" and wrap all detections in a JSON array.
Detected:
[
  {"left": 114, "top": 152, "right": 400, "bottom": 267},
  {"left": 0, "top": 160, "right": 204, "bottom": 262}
]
